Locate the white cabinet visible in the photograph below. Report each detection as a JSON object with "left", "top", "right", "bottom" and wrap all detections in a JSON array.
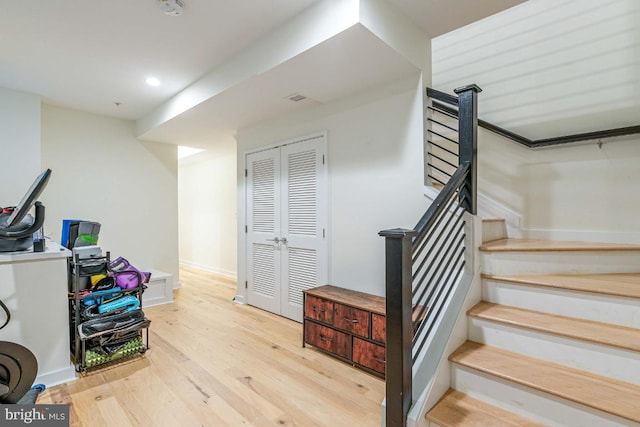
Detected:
[{"left": 0, "top": 242, "right": 75, "bottom": 386}]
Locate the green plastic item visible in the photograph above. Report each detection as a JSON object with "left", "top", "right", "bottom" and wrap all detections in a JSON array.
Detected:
[{"left": 84, "top": 337, "right": 145, "bottom": 368}]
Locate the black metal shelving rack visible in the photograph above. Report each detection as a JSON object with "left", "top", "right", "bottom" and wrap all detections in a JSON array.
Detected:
[{"left": 68, "top": 252, "right": 149, "bottom": 372}]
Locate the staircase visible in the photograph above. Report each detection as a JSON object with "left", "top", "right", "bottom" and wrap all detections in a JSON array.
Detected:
[{"left": 426, "top": 220, "right": 640, "bottom": 426}]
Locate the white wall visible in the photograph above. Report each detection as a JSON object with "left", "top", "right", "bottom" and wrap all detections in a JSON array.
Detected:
[
  {"left": 41, "top": 104, "right": 180, "bottom": 281},
  {"left": 178, "top": 138, "right": 237, "bottom": 278},
  {"left": 0, "top": 87, "right": 41, "bottom": 202},
  {"left": 478, "top": 132, "right": 640, "bottom": 243},
  {"left": 432, "top": 0, "right": 640, "bottom": 243},
  {"left": 236, "top": 75, "right": 429, "bottom": 300},
  {"left": 433, "top": 0, "right": 640, "bottom": 138}
]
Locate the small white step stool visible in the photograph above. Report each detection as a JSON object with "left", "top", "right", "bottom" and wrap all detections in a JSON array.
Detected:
[{"left": 143, "top": 270, "right": 174, "bottom": 307}]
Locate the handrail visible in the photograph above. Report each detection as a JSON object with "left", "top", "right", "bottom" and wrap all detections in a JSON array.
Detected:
[
  {"left": 382, "top": 83, "right": 639, "bottom": 427},
  {"left": 427, "top": 87, "right": 458, "bottom": 106},
  {"left": 430, "top": 96, "right": 640, "bottom": 148},
  {"left": 413, "top": 162, "right": 469, "bottom": 244},
  {"left": 381, "top": 84, "right": 481, "bottom": 427}
]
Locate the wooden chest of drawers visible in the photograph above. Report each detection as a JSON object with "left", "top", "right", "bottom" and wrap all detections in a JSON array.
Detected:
[{"left": 303, "top": 285, "right": 386, "bottom": 378}]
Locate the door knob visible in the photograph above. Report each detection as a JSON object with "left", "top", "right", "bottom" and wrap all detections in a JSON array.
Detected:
[
  {"left": 281, "top": 237, "right": 288, "bottom": 245},
  {"left": 266, "top": 237, "right": 280, "bottom": 244}
]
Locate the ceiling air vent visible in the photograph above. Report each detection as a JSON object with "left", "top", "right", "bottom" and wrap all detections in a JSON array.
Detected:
[{"left": 286, "top": 93, "right": 307, "bottom": 102}]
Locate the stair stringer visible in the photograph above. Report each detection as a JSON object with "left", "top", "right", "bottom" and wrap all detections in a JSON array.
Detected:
[{"left": 406, "top": 214, "right": 483, "bottom": 427}]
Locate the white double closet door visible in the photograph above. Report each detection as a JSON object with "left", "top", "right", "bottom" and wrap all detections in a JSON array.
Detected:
[{"left": 246, "top": 134, "right": 328, "bottom": 322}]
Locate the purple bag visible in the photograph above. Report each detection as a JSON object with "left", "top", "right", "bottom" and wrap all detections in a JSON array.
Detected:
[{"left": 109, "top": 257, "right": 151, "bottom": 290}]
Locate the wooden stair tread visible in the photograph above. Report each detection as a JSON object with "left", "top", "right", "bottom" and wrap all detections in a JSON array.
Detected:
[
  {"left": 468, "top": 301, "right": 640, "bottom": 352},
  {"left": 427, "top": 389, "right": 544, "bottom": 427},
  {"left": 479, "top": 238, "right": 640, "bottom": 252},
  {"left": 483, "top": 273, "right": 640, "bottom": 299},
  {"left": 450, "top": 341, "right": 640, "bottom": 423}
]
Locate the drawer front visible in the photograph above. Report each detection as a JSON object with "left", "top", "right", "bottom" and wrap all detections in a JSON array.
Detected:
[
  {"left": 334, "top": 303, "right": 369, "bottom": 337},
  {"left": 371, "top": 313, "right": 386, "bottom": 344},
  {"left": 352, "top": 337, "right": 386, "bottom": 375},
  {"left": 304, "top": 295, "right": 334, "bottom": 324},
  {"left": 304, "top": 321, "right": 350, "bottom": 359}
]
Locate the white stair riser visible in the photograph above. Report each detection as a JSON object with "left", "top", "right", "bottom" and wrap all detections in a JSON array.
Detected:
[
  {"left": 468, "top": 318, "right": 640, "bottom": 385},
  {"left": 451, "top": 366, "right": 639, "bottom": 427},
  {"left": 483, "top": 279, "right": 640, "bottom": 328},
  {"left": 481, "top": 220, "right": 507, "bottom": 243},
  {"left": 481, "top": 251, "right": 640, "bottom": 275}
]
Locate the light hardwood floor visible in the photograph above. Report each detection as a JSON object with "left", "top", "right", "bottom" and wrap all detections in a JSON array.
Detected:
[{"left": 40, "top": 266, "right": 385, "bottom": 426}]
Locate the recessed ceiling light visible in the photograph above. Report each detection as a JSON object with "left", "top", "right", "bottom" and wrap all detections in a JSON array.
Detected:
[{"left": 146, "top": 77, "right": 161, "bottom": 87}]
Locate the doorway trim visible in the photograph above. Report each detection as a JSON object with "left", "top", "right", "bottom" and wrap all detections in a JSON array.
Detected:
[{"left": 236, "top": 131, "right": 330, "bottom": 313}]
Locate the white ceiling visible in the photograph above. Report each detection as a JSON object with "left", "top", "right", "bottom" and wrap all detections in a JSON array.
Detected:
[
  {"left": 0, "top": 0, "right": 525, "bottom": 147},
  {"left": 0, "top": 0, "right": 319, "bottom": 120}
]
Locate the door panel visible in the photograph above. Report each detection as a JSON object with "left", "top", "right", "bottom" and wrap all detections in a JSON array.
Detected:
[
  {"left": 251, "top": 243, "right": 277, "bottom": 298},
  {"left": 251, "top": 157, "right": 277, "bottom": 233},
  {"left": 246, "top": 148, "right": 281, "bottom": 314},
  {"left": 286, "top": 247, "right": 317, "bottom": 307},
  {"left": 286, "top": 148, "right": 317, "bottom": 236},
  {"left": 280, "top": 137, "right": 327, "bottom": 322}
]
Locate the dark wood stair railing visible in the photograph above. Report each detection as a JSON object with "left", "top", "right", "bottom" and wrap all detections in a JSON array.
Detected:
[
  {"left": 382, "top": 83, "right": 640, "bottom": 427},
  {"left": 427, "top": 87, "right": 640, "bottom": 149},
  {"left": 380, "top": 84, "right": 481, "bottom": 427}
]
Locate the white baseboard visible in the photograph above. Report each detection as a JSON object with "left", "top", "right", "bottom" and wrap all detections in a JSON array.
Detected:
[
  {"left": 179, "top": 261, "right": 238, "bottom": 281},
  {"left": 36, "top": 365, "right": 77, "bottom": 388}
]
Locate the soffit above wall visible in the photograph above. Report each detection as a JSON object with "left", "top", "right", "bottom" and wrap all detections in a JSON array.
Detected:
[
  {"left": 139, "top": 25, "right": 421, "bottom": 147},
  {"left": 0, "top": 0, "right": 526, "bottom": 147}
]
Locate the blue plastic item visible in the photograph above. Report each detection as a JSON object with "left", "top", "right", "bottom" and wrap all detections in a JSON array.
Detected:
[
  {"left": 83, "top": 288, "right": 122, "bottom": 306},
  {"left": 60, "top": 219, "right": 81, "bottom": 248},
  {"left": 98, "top": 295, "right": 140, "bottom": 314}
]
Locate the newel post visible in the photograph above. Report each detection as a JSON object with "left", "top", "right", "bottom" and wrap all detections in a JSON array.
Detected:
[
  {"left": 454, "top": 84, "right": 482, "bottom": 215},
  {"left": 378, "top": 228, "right": 416, "bottom": 427}
]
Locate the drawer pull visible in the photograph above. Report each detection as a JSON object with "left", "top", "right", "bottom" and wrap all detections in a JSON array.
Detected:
[
  {"left": 373, "top": 357, "right": 386, "bottom": 364},
  {"left": 313, "top": 307, "right": 326, "bottom": 313},
  {"left": 319, "top": 335, "right": 333, "bottom": 342},
  {"left": 343, "top": 317, "right": 358, "bottom": 324}
]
